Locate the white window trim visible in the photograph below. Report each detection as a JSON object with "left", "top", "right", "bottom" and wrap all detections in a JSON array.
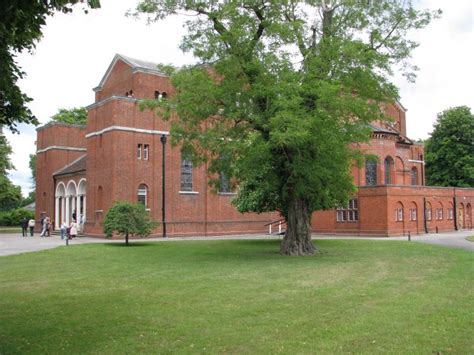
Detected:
[{"left": 179, "top": 191, "right": 199, "bottom": 195}]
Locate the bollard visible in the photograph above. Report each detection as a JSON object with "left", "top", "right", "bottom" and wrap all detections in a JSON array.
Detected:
[
  {"left": 436, "top": 226, "right": 438, "bottom": 234},
  {"left": 66, "top": 237, "right": 69, "bottom": 246},
  {"left": 408, "top": 231, "right": 411, "bottom": 242}
]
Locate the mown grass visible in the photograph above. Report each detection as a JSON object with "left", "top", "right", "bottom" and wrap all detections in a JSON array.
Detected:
[
  {"left": 0, "top": 239, "right": 472, "bottom": 354},
  {"left": 0, "top": 226, "right": 21, "bottom": 234},
  {"left": 466, "top": 236, "right": 474, "bottom": 242}
]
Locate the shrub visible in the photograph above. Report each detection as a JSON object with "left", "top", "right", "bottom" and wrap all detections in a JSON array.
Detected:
[{"left": 0, "top": 208, "right": 35, "bottom": 226}]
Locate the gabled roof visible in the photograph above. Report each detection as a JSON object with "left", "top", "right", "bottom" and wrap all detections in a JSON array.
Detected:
[
  {"left": 53, "top": 155, "right": 87, "bottom": 177},
  {"left": 93, "top": 54, "right": 167, "bottom": 92}
]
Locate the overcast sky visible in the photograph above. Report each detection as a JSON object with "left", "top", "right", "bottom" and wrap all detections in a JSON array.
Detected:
[{"left": 5, "top": 0, "right": 474, "bottom": 196}]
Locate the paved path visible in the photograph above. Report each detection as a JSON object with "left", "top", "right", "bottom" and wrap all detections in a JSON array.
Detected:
[{"left": 0, "top": 230, "right": 473, "bottom": 257}]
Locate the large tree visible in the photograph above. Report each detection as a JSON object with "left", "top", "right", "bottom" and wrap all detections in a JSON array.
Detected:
[
  {"left": 137, "top": 0, "right": 438, "bottom": 255},
  {"left": 0, "top": 134, "right": 22, "bottom": 211},
  {"left": 0, "top": 0, "right": 100, "bottom": 132},
  {"left": 425, "top": 106, "right": 474, "bottom": 187},
  {"left": 50, "top": 107, "right": 88, "bottom": 125}
]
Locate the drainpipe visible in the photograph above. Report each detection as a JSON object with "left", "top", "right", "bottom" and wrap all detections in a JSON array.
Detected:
[
  {"left": 423, "top": 197, "right": 428, "bottom": 234},
  {"left": 420, "top": 154, "right": 425, "bottom": 186},
  {"left": 453, "top": 196, "right": 458, "bottom": 231},
  {"left": 160, "top": 134, "right": 167, "bottom": 238}
]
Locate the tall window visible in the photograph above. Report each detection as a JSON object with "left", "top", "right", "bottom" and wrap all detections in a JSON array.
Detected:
[
  {"left": 384, "top": 157, "right": 393, "bottom": 185},
  {"left": 219, "top": 173, "right": 231, "bottom": 193},
  {"left": 425, "top": 205, "right": 432, "bottom": 221},
  {"left": 143, "top": 144, "right": 149, "bottom": 160},
  {"left": 180, "top": 155, "right": 193, "bottom": 191},
  {"left": 411, "top": 167, "right": 418, "bottom": 185},
  {"left": 436, "top": 208, "right": 443, "bottom": 220},
  {"left": 365, "top": 159, "right": 377, "bottom": 186},
  {"left": 336, "top": 199, "right": 359, "bottom": 222},
  {"left": 410, "top": 208, "right": 417, "bottom": 221},
  {"left": 138, "top": 184, "right": 148, "bottom": 206},
  {"left": 137, "top": 144, "right": 142, "bottom": 159},
  {"left": 448, "top": 207, "right": 454, "bottom": 220},
  {"left": 395, "top": 207, "right": 404, "bottom": 221}
]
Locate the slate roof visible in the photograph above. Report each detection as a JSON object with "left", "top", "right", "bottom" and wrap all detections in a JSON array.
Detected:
[{"left": 53, "top": 155, "right": 87, "bottom": 177}]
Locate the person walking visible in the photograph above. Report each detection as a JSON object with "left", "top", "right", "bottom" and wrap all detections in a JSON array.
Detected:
[
  {"left": 21, "top": 217, "right": 28, "bottom": 237},
  {"left": 28, "top": 218, "right": 35, "bottom": 236},
  {"left": 45, "top": 217, "right": 52, "bottom": 237},
  {"left": 69, "top": 220, "right": 78, "bottom": 239},
  {"left": 60, "top": 221, "right": 67, "bottom": 240},
  {"left": 40, "top": 216, "right": 48, "bottom": 237}
]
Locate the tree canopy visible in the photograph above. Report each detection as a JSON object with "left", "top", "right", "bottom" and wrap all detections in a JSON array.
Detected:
[
  {"left": 0, "top": 0, "right": 100, "bottom": 132},
  {"left": 0, "top": 134, "right": 22, "bottom": 211},
  {"left": 137, "top": 0, "right": 439, "bottom": 255},
  {"left": 103, "top": 202, "right": 157, "bottom": 245},
  {"left": 425, "top": 106, "right": 474, "bottom": 188},
  {"left": 50, "top": 107, "right": 88, "bottom": 125}
]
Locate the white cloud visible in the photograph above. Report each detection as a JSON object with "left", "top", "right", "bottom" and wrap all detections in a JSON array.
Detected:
[{"left": 6, "top": 0, "right": 474, "bottom": 196}]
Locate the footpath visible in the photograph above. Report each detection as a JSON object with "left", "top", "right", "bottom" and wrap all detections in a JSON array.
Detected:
[{"left": 0, "top": 230, "right": 472, "bottom": 257}]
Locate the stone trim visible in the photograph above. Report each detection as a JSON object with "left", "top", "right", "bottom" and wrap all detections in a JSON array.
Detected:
[
  {"left": 85, "top": 125, "right": 169, "bottom": 138},
  {"left": 37, "top": 146, "right": 87, "bottom": 154},
  {"left": 86, "top": 95, "right": 138, "bottom": 110}
]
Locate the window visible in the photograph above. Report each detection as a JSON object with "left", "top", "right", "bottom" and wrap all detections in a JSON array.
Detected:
[
  {"left": 365, "top": 159, "right": 377, "bottom": 186},
  {"left": 161, "top": 92, "right": 167, "bottom": 100},
  {"left": 336, "top": 199, "right": 359, "bottom": 222},
  {"left": 436, "top": 208, "right": 443, "bottom": 220},
  {"left": 137, "top": 144, "right": 142, "bottom": 159},
  {"left": 154, "top": 91, "right": 160, "bottom": 99},
  {"left": 154, "top": 91, "right": 167, "bottom": 101},
  {"left": 143, "top": 144, "right": 149, "bottom": 160},
  {"left": 219, "top": 173, "right": 231, "bottom": 193},
  {"left": 138, "top": 184, "right": 148, "bottom": 206},
  {"left": 410, "top": 208, "right": 417, "bottom": 221},
  {"left": 425, "top": 208, "right": 432, "bottom": 221},
  {"left": 384, "top": 157, "right": 393, "bottom": 184},
  {"left": 448, "top": 208, "right": 454, "bottom": 220},
  {"left": 411, "top": 167, "right": 418, "bottom": 185},
  {"left": 180, "top": 155, "right": 193, "bottom": 191},
  {"left": 395, "top": 208, "right": 403, "bottom": 221}
]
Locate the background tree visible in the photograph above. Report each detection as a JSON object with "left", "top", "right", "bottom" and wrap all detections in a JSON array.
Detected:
[
  {"left": 103, "top": 202, "right": 157, "bottom": 246},
  {"left": 137, "top": 0, "right": 438, "bottom": 255},
  {"left": 50, "top": 107, "right": 88, "bottom": 125},
  {"left": 425, "top": 106, "right": 474, "bottom": 187},
  {"left": 0, "top": 0, "right": 100, "bottom": 132},
  {"left": 0, "top": 134, "right": 22, "bottom": 211}
]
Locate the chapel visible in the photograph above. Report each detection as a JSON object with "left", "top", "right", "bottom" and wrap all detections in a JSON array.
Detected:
[{"left": 35, "top": 54, "right": 473, "bottom": 237}]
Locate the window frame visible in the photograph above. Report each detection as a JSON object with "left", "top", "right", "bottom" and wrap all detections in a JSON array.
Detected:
[
  {"left": 336, "top": 199, "right": 359, "bottom": 223},
  {"left": 180, "top": 155, "right": 193, "bottom": 192},
  {"left": 137, "top": 144, "right": 142, "bottom": 160},
  {"left": 137, "top": 184, "right": 148, "bottom": 207}
]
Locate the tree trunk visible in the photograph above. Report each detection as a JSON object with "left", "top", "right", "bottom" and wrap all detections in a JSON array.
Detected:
[
  {"left": 125, "top": 232, "right": 129, "bottom": 246},
  {"left": 280, "top": 197, "right": 316, "bottom": 256}
]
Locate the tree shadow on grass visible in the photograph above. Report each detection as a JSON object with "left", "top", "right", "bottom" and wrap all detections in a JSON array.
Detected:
[{"left": 104, "top": 242, "right": 154, "bottom": 247}]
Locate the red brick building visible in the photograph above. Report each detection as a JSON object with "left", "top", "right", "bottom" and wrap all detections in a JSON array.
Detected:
[{"left": 35, "top": 54, "right": 473, "bottom": 237}]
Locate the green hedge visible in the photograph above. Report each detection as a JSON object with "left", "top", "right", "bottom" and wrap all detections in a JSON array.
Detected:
[{"left": 0, "top": 209, "right": 35, "bottom": 227}]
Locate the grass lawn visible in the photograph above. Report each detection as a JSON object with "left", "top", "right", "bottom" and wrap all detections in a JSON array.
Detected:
[
  {"left": 0, "top": 239, "right": 472, "bottom": 353},
  {"left": 0, "top": 226, "right": 21, "bottom": 234},
  {"left": 466, "top": 236, "right": 474, "bottom": 242}
]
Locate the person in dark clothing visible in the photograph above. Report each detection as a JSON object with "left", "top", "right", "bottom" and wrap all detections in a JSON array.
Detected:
[{"left": 21, "top": 218, "right": 28, "bottom": 237}]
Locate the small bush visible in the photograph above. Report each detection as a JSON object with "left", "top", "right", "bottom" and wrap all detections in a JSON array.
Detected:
[{"left": 0, "top": 209, "right": 35, "bottom": 226}]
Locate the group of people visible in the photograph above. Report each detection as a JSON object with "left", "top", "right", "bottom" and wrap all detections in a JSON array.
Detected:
[
  {"left": 20, "top": 218, "right": 35, "bottom": 237},
  {"left": 20, "top": 213, "right": 83, "bottom": 240}
]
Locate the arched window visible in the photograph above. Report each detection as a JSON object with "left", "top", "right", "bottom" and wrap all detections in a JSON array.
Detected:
[
  {"left": 365, "top": 159, "right": 377, "bottom": 186},
  {"left": 384, "top": 157, "right": 393, "bottom": 185},
  {"left": 411, "top": 167, "right": 418, "bottom": 185},
  {"left": 138, "top": 184, "right": 148, "bottom": 206},
  {"left": 154, "top": 91, "right": 160, "bottom": 99},
  {"left": 395, "top": 202, "right": 404, "bottom": 221},
  {"left": 180, "top": 153, "right": 193, "bottom": 191}
]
